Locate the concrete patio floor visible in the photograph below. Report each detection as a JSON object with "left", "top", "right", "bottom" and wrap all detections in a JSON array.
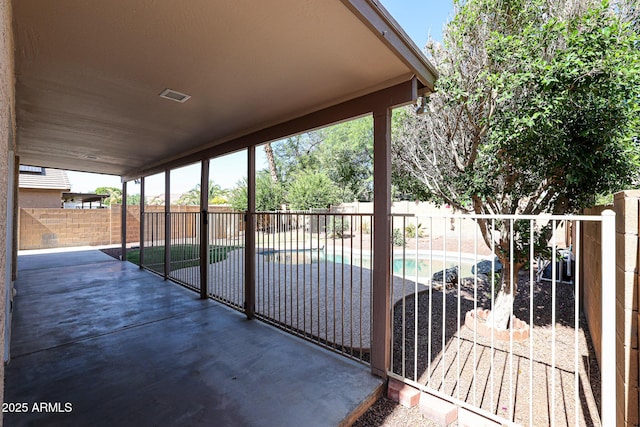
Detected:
[{"left": 5, "top": 249, "right": 382, "bottom": 427}]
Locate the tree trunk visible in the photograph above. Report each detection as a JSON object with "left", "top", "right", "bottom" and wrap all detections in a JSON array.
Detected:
[
  {"left": 264, "top": 143, "right": 279, "bottom": 184},
  {"left": 485, "top": 258, "right": 523, "bottom": 330}
]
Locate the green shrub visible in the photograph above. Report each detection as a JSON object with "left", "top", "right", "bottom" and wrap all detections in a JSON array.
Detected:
[
  {"left": 392, "top": 228, "right": 406, "bottom": 247},
  {"left": 405, "top": 222, "right": 426, "bottom": 238},
  {"left": 326, "top": 216, "right": 349, "bottom": 238}
]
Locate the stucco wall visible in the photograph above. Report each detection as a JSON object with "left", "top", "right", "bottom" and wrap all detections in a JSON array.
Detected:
[
  {"left": 18, "top": 188, "right": 63, "bottom": 208},
  {"left": 0, "top": 0, "right": 14, "bottom": 420}
]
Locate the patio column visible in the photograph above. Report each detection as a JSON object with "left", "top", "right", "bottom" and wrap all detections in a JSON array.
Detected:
[
  {"left": 121, "top": 180, "right": 127, "bottom": 261},
  {"left": 139, "top": 177, "right": 145, "bottom": 269},
  {"left": 245, "top": 145, "right": 256, "bottom": 319},
  {"left": 12, "top": 154, "right": 18, "bottom": 280},
  {"left": 199, "top": 160, "right": 209, "bottom": 299},
  {"left": 164, "top": 170, "right": 171, "bottom": 279},
  {"left": 371, "top": 107, "right": 392, "bottom": 378}
]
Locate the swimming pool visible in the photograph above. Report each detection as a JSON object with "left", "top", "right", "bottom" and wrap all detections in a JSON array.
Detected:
[{"left": 260, "top": 248, "right": 476, "bottom": 278}]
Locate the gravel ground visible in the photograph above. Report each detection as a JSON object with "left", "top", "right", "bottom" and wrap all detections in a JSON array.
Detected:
[{"left": 355, "top": 271, "right": 602, "bottom": 427}]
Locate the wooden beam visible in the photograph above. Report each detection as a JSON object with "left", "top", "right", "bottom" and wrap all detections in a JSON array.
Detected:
[
  {"left": 371, "top": 107, "right": 392, "bottom": 378},
  {"left": 164, "top": 171, "right": 170, "bottom": 280},
  {"left": 199, "top": 160, "right": 209, "bottom": 299},
  {"left": 245, "top": 146, "right": 256, "bottom": 319},
  {"left": 121, "top": 79, "right": 418, "bottom": 181},
  {"left": 121, "top": 181, "right": 127, "bottom": 261},
  {"left": 139, "top": 177, "right": 145, "bottom": 269}
]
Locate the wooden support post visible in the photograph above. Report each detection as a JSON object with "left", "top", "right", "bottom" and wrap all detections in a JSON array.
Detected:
[
  {"left": 121, "top": 180, "right": 127, "bottom": 261},
  {"left": 164, "top": 171, "right": 171, "bottom": 279},
  {"left": 199, "top": 160, "right": 209, "bottom": 299},
  {"left": 139, "top": 177, "right": 145, "bottom": 269},
  {"left": 245, "top": 146, "right": 256, "bottom": 319},
  {"left": 371, "top": 108, "right": 392, "bottom": 378}
]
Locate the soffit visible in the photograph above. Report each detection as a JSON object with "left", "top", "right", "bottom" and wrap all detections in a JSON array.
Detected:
[{"left": 13, "top": 0, "right": 435, "bottom": 176}]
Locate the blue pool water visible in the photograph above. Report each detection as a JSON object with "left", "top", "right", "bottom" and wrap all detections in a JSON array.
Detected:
[{"left": 261, "top": 249, "right": 474, "bottom": 277}]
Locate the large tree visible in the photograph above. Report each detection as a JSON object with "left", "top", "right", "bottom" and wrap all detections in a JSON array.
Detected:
[
  {"left": 392, "top": 0, "right": 640, "bottom": 328},
  {"left": 228, "top": 172, "right": 285, "bottom": 212},
  {"left": 287, "top": 170, "right": 340, "bottom": 210},
  {"left": 272, "top": 117, "right": 375, "bottom": 202},
  {"left": 175, "top": 181, "right": 229, "bottom": 206},
  {"left": 95, "top": 187, "right": 140, "bottom": 206}
]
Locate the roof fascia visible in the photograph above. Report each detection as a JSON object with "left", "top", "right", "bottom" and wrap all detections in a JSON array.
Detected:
[{"left": 340, "top": 0, "right": 438, "bottom": 93}]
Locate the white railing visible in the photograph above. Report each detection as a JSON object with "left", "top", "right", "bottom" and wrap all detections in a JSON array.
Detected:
[{"left": 388, "top": 212, "right": 614, "bottom": 427}]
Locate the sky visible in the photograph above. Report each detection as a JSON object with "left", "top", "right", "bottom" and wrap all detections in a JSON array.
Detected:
[{"left": 66, "top": 1, "right": 454, "bottom": 197}]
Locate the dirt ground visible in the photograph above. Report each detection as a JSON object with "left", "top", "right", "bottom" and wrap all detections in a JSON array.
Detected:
[{"left": 354, "top": 271, "right": 602, "bottom": 427}]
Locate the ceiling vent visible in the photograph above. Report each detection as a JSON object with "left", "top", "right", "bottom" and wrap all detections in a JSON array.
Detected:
[{"left": 159, "top": 89, "right": 191, "bottom": 103}]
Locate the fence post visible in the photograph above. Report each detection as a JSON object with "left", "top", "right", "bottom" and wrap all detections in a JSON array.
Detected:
[{"left": 600, "top": 209, "right": 616, "bottom": 426}]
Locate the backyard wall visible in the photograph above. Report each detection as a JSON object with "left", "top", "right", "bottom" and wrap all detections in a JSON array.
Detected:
[
  {"left": 18, "top": 205, "right": 236, "bottom": 250},
  {"left": 583, "top": 191, "right": 639, "bottom": 427},
  {"left": 17, "top": 188, "right": 63, "bottom": 208},
  {"left": 581, "top": 205, "right": 607, "bottom": 363}
]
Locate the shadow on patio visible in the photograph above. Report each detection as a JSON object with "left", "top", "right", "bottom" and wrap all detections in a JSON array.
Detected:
[{"left": 5, "top": 249, "right": 382, "bottom": 427}]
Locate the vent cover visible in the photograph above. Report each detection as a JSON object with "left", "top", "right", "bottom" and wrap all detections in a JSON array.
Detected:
[{"left": 159, "top": 89, "right": 191, "bottom": 103}]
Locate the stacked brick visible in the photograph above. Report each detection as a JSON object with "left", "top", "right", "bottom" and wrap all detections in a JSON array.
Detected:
[
  {"left": 584, "top": 191, "right": 639, "bottom": 427},
  {"left": 612, "top": 191, "right": 639, "bottom": 427},
  {"left": 18, "top": 204, "right": 237, "bottom": 250}
]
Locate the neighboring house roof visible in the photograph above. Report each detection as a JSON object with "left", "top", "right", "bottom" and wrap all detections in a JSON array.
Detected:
[{"left": 18, "top": 166, "right": 71, "bottom": 191}]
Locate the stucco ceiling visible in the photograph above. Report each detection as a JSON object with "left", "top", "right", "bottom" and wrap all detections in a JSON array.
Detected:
[{"left": 12, "top": 0, "right": 436, "bottom": 177}]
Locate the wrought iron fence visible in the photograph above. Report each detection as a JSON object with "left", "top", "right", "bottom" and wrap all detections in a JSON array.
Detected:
[
  {"left": 167, "top": 212, "right": 201, "bottom": 290},
  {"left": 207, "top": 211, "right": 245, "bottom": 310},
  {"left": 140, "top": 212, "right": 166, "bottom": 275},
  {"left": 140, "top": 208, "right": 614, "bottom": 426},
  {"left": 388, "top": 213, "right": 611, "bottom": 427},
  {"left": 253, "top": 211, "right": 374, "bottom": 363}
]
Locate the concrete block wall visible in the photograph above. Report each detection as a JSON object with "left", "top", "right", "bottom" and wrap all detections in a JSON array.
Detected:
[
  {"left": 582, "top": 205, "right": 607, "bottom": 364},
  {"left": 612, "top": 191, "right": 640, "bottom": 427},
  {"left": 584, "top": 192, "right": 640, "bottom": 427},
  {"left": 19, "top": 208, "right": 113, "bottom": 249},
  {"left": 19, "top": 204, "right": 238, "bottom": 250},
  {"left": 18, "top": 189, "right": 64, "bottom": 208}
]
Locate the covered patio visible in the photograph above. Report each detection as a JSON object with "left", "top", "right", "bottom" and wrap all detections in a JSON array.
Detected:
[
  {"left": 5, "top": 249, "right": 382, "bottom": 426},
  {"left": 2, "top": 0, "right": 439, "bottom": 425}
]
